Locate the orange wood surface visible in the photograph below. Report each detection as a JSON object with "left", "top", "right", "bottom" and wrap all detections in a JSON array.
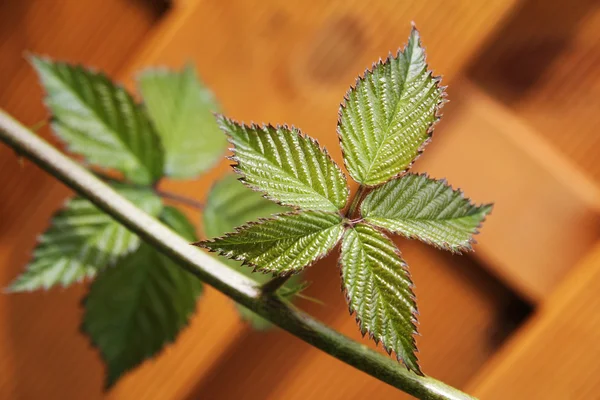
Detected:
[
  {"left": 467, "top": 241, "right": 600, "bottom": 399},
  {"left": 14, "top": 0, "right": 600, "bottom": 399},
  {"left": 0, "top": 1, "right": 163, "bottom": 398},
  {"left": 415, "top": 82, "right": 600, "bottom": 302},
  {"left": 471, "top": 0, "right": 600, "bottom": 185}
]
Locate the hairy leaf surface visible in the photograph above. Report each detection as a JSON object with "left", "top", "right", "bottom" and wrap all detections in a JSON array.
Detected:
[
  {"left": 203, "top": 174, "right": 305, "bottom": 328},
  {"left": 199, "top": 210, "right": 344, "bottom": 275},
  {"left": 361, "top": 174, "right": 492, "bottom": 252},
  {"left": 340, "top": 223, "right": 419, "bottom": 373},
  {"left": 218, "top": 116, "right": 349, "bottom": 212},
  {"left": 32, "top": 57, "right": 164, "bottom": 184},
  {"left": 337, "top": 28, "right": 444, "bottom": 186},
  {"left": 82, "top": 209, "right": 202, "bottom": 387},
  {"left": 138, "top": 66, "right": 226, "bottom": 178},
  {"left": 8, "top": 187, "right": 162, "bottom": 292}
]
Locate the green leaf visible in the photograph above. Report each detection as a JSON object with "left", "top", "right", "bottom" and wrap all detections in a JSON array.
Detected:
[
  {"left": 82, "top": 242, "right": 203, "bottom": 388},
  {"left": 199, "top": 210, "right": 344, "bottom": 275},
  {"left": 217, "top": 116, "right": 349, "bottom": 212},
  {"left": 7, "top": 187, "right": 162, "bottom": 292},
  {"left": 159, "top": 206, "right": 198, "bottom": 242},
  {"left": 138, "top": 65, "right": 227, "bottom": 178},
  {"left": 337, "top": 27, "right": 444, "bottom": 186},
  {"left": 31, "top": 57, "right": 164, "bottom": 184},
  {"left": 340, "top": 223, "right": 420, "bottom": 373},
  {"left": 361, "top": 174, "right": 492, "bottom": 253},
  {"left": 203, "top": 174, "right": 305, "bottom": 329},
  {"left": 203, "top": 174, "right": 288, "bottom": 240}
]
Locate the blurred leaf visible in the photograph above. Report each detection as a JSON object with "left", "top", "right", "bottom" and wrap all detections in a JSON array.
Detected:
[
  {"left": 361, "top": 173, "right": 492, "bottom": 252},
  {"left": 8, "top": 187, "right": 162, "bottom": 292},
  {"left": 199, "top": 210, "right": 344, "bottom": 275},
  {"left": 337, "top": 27, "right": 444, "bottom": 186},
  {"left": 203, "top": 174, "right": 305, "bottom": 329},
  {"left": 340, "top": 223, "right": 420, "bottom": 373},
  {"left": 138, "top": 65, "right": 227, "bottom": 178},
  {"left": 159, "top": 206, "right": 198, "bottom": 242},
  {"left": 217, "top": 116, "right": 349, "bottom": 212},
  {"left": 203, "top": 174, "right": 287, "bottom": 240},
  {"left": 31, "top": 57, "right": 164, "bottom": 184},
  {"left": 82, "top": 242, "right": 203, "bottom": 388}
]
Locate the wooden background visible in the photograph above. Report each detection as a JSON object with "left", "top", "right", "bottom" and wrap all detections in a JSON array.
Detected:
[{"left": 0, "top": 0, "right": 599, "bottom": 398}]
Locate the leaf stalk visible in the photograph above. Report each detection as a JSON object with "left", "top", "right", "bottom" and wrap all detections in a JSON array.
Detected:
[{"left": 346, "top": 185, "right": 367, "bottom": 218}]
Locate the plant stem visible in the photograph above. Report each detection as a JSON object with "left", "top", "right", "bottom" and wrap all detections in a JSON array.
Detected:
[
  {"left": 261, "top": 275, "right": 291, "bottom": 295},
  {"left": 153, "top": 189, "right": 204, "bottom": 210},
  {"left": 91, "top": 170, "right": 204, "bottom": 210},
  {"left": 0, "top": 109, "right": 475, "bottom": 400},
  {"left": 346, "top": 185, "right": 367, "bottom": 218}
]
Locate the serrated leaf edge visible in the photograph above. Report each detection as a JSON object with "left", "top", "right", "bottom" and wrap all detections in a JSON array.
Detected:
[
  {"left": 338, "top": 224, "right": 422, "bottom": 374},
  {"left": 30, "top": 55, "right": 165, "bottom": 185},
  {"left": 335, "top": 26, "right": 447, "bottom": 187},
  {"left": 195, "top": 210, "right": 345, "bottom": 277},
  {"left": 362, "top": 172, "right": 494, "bottom": 254},
  {"left": 216, "top": 114, "right": 350, "bottom": 211}
]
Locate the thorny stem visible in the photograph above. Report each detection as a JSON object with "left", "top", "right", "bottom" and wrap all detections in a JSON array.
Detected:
[{"left": 0, "top": 109, "right": 476, "bottom": 400}]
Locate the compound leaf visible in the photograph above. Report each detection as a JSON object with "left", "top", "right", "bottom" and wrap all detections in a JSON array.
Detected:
[
  {"left": 138, "top": 65, "right": 226, "bottom": 178},
  {"left": 337, "top": 27, "right": 444, "bottom": 186},
  {"left": 218, "top": 116, "right": 349, "bottom": 212},
  {"left": 340, "top": 223, "right": 420, "bottom": 373},
  {"left": 31, "top": 57, "right": 164, "bottom": 184},
  {"left": 203, "top": 174, "right": 305, "bottom": 329},
  {"left": 361, "top": 174, "right": 492, "bottom": 253},
  {"left": 82, "top": 207, "right": 203, "bottom": 388},
  {"left": 199, "top": 210, "right": 344, "bottom": 275},
  {"left": 7, "top": 187, "right": 162, "bottom": 292}
]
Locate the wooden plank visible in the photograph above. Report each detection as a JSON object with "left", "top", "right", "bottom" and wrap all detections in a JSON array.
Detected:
[
  {"left": 467, "top": 241, "right": 600, "bottom": 399},
  {"left": 470, "top": 0, "right": 600, "bottom": 184},
  {"left": 414, "top": 82, "right": 600, "bottom": 302},
  {"left": 1, "top": 0, "right": 519, "bottom": 398}
]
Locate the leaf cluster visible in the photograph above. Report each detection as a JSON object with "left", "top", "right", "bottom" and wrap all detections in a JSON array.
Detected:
[
  {"left": 199, "top": 27, "right": 492, "bottom": 373},
  {"left": 9, "top": 59, "right": 302, "bottom": 386}
]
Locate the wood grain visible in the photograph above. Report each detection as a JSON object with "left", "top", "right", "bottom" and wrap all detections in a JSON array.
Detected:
[
  {"left": 0, "top": 0, "right": 523, "bottom": 398},
  {"left": 471, "top": 0, "right": 600, "bottom": 185},
  {"left": 0, "top": 1, "right": 162, "bottom": 398},
  {"left": 467, "top": 241, "right": 600, "bottom": 399}
]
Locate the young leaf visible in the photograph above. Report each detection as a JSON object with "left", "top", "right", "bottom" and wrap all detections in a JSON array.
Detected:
[
  {"left": 7, "top": 187, "right": 162, "bottom": 292},
  {"left": 82, "top": 242, "right": 203, "bottom": 388},
  {"left": 217, "top": 116, "right": 349, "bottom": 212},
  {"left": 203, "top": 174, "right": 305, "bottom": 329},
  {"left": 31, "top": 57, "right": 164, "bottom": 184},
  {"left": 337, "top": 27, "right": 444, "bottom": 186},
  {"left": 361, "top": 174, "right": 492, "bottom": 253},
  {"left": 138, "top": 65, "right": 227, "bottom": 178},
  {"left": 340, "top": 223, "right": 420, "bottom": 373},
  {"left": 198, "top": 210, "right": 344, "bottom": 275}
]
